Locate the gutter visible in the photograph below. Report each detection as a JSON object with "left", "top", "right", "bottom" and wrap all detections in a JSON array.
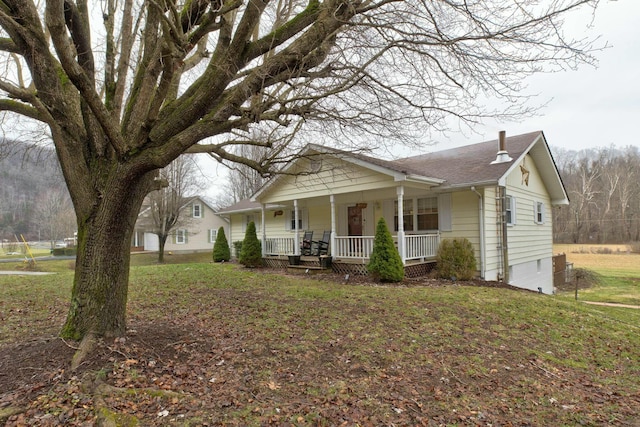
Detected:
[{"left": 470, "top": 186, "right": 485, "bottom": 279}]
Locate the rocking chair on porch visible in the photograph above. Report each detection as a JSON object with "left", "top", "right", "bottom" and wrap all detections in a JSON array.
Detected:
[
  {"left": 313, "top": 231, "right": 331, "bottom": 256},
  {"left": 300, "top": 231, "right": 314, "bottom": 255}
]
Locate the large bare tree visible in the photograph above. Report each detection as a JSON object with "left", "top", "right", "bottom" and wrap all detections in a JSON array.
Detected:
[{"left": 0, "top": 0, "right": 599, "bottom": 355}]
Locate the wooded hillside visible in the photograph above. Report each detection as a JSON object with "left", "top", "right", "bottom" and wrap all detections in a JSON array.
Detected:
[
  {"left": 553, "top": 145, "right": 640, "bottom": 244},
  {"left": 0, "top": 141, "right": 72, "bottom": 242}
]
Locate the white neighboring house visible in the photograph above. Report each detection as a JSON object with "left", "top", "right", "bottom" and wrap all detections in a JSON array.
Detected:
[
  {"left": 132, "top": 196, "right": 229, "bottom": 253},
  {"left": 218, "top": 131, "right": 569, "bottom": 294}
]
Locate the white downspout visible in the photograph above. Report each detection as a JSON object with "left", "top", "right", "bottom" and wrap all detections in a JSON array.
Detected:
[
  {"left": 261, "top": 204, "right": 266, "bottom": 257},
  {"left": 330, "top": 195, "right": 336, "bottom": 257},
  {"left": 397, "top": 186, "right": 406, "bottom": 264},
  {"left": 471, "top": 187, "right": 485, "bottom": 279}
]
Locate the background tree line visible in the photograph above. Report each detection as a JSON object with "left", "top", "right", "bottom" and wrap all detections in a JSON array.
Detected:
[
  {"left": 5, "top": 139, "right": 640, "bottom": 248},
  {"left": 0, "top": 141, "right": 75, "bottom": 246},
  {"left": 553, "top": 145, "right": 640, "bottom": 244}
]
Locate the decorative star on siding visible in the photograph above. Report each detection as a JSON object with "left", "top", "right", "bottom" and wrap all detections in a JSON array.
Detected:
[{"left": 520, "top": 161, "right": 530, "bottom": 186}]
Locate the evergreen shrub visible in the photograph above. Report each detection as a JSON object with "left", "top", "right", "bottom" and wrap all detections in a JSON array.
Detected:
[
  {"left": 212, "top": 227, "right": 230, "bottom": 262},
  {"left": 367, "top": 218, "right": 404, "bottom": 282},
  {"left": 436, "top": 238, "right": 477, "bottom": 280},
  {"left": 239, "top": 222, "right": 263, "bottom": 267},
  {"left": 233, "top": 241, "right": 243, "bottom": 258}
]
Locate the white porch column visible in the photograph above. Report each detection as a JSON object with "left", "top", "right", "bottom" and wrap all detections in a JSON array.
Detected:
[
  {"left": 330, "top": 194, "right": 336, "bottom": 256},
  {"left": 261, "top": 204, "right": 266, "bottom": 257},
  {"left": 397, "top": 185, "right": 406, "bottom": 264},
  {"left": 294, "top": 199, "right": 300, "bottom": 256}
]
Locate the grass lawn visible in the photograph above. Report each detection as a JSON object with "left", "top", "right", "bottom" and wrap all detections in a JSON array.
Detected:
[
  {"left": 554, "top": 244, "right": 640, "bottom": 306},
  {"left": 1, "top": 255, "right": 639, "bottom": 426}
]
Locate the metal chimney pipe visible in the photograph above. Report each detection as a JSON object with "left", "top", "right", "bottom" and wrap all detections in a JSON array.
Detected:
[
  {"left": 499, "top": 130, "right": 506, "bottom": 152},
  {"left": 490, "top": 130, "right": 512, "bottom": 164}
]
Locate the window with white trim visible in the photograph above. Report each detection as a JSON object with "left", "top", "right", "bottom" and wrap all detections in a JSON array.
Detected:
[
  {"left": 193, "top": 203, "right": 202, "bottom": 218},
  {"left": 535, "top": 202, "right": 545, "bottom": 224},
  {"left": 394, "top": 199, "right": 413, "bottom": 231},
  {"left": 208, "top": 228, "right": 217, "bottom": 243},
  {"left": 176, "top": 229, "right": 187, "bottom": 244},
  {"left": 290, "top": 209, "right": 302, "bottom": 231},
  {"left": 286, "top": 209, "right": 308, "bottom": 231},
  {"left": 505, "top": 196, "right": 516, "bottom": 225},
  {"left": 417, "top": 197, "right": 438, "bottom": 230},
  {"left": 394, "top": 197, "right": 439, "bottom": 231}
]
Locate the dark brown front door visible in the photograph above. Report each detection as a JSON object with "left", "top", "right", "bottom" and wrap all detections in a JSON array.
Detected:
[{"left": 348, "top": 206, "right": 363, "bottom": 236}]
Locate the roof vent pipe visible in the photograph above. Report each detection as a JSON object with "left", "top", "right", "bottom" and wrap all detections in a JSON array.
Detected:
[{"left": 491, "top": 130, "right": 513, "bottom": 164}]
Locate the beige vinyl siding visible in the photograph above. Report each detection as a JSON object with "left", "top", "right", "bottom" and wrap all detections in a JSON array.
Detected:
[
  {"left": 260, "top": 157, "right": 400, "bottom": 203},
  {"left": 440, "top": 190, "right": 480, "bottom": 256},
  {"left": 307, "top": 204, "right": 333, "bottom": 235},
  {"left": 227, "top": 213, "right": 245, "bottom": 252},
  {"left": 505, "top": 154, "right": 553, "bottom": 264},
  {"left": 164, "top": 200, "right": 228, "bottom": 252}
]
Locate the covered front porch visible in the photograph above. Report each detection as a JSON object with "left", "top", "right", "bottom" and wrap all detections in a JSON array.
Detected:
[
  {"left": 254, "top": 185, "right": 443, "bottom": 276},
  {"left": 262, "top": 233, "right": 440, "bottom": 263}
]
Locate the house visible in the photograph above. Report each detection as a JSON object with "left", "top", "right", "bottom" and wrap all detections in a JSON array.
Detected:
[
  {"left": 218, "top": 131, "right": 568, "bottom": 294},
  {"left": 132, "top": 196, "right": 229, "bottom": 253}
]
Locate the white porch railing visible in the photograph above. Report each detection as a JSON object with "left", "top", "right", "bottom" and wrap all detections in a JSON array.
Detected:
[
  {"left": 404, "top": 233, "right": 440, "bottom": 261},
  {"left": 264, "top": 233, "right": 440, "bottom": 262},
  {"left": 264, "top": 237, "right": 296, "bottom": 255},
  {"left": 334, "top": 236, "right": 375, "bottom": 259}
]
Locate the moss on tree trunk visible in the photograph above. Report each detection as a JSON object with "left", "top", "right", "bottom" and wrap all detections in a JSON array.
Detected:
[{"left": 61, "top": 174, "right": 151, "bottom": 341}]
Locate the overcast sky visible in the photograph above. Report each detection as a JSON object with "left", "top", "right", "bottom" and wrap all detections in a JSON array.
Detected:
[{"left": 432, "top": 0, "right": 640, "bottom": 153}]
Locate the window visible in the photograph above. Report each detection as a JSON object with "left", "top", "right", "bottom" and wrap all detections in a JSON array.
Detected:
[
  {"left": 535, "top": 202, "right": 545, "bottom": 224},
  {"left": 208, "top": 228, "right": 217, "bottom": 243},
  {"left": 393, "top": 197, "right": 439, "bottom": 231},
  {"left": 286, "top": 209, "right": 308, "bottom": 231},
  {"left": 176, "top": 229, "right": 187, "bottom": 244},
  {"left": 290, "top": 209, "right": 303, "bottom": 231},
  {"left": 417, "top": 197, "right": 438, "bottom": 230},
  {"left": 193, "top": 203, "right": 202, "bottom": 218},
  {"left": 394, "top": 199, "right": 413, "bottom": 231},
  {"left": 505, "top": 196, "right": 515, "bottom": 225}
]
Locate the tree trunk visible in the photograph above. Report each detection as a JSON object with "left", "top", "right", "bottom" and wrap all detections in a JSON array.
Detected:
[
  {"left": 158, "top": 234, "right": 168, "bottom": 263},
  {"left": 61, "top": 172, "right": 152, "bottom": 340}
]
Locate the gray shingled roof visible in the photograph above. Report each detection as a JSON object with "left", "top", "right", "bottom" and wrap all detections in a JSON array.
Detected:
[
  {"left": 390, "top": 131, "right": 542, "bottom": 187},
  {"left": 216, "top": 199, "right": 262, "bottom": 214},
  {"left": 218, "top": 130, "right": 566, "bottom": 213}
]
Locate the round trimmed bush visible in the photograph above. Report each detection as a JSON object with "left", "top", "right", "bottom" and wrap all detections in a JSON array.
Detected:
[{"left": 436, "top": 238, "right": 477, "bottom": 281}]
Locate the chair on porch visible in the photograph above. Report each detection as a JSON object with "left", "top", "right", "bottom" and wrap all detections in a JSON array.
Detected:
[
  {"left": 300, "top": 230, "right": 314, "bottom": 255},
  {"left": 313, "top": 231, "right": 331, "bottom": 256}
]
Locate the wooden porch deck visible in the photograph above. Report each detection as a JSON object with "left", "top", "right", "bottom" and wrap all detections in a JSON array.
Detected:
[{"left": 262, "top": 255, "right": 436, "bottom": 278}]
